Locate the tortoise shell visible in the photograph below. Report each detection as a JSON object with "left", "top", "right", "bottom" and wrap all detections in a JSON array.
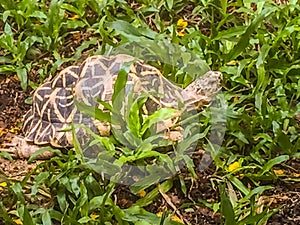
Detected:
[{"left": 22, "top": 54, "right": 222, "bottom": 147}]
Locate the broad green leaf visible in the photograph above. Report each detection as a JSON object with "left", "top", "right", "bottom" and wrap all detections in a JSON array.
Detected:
[
  {"left": 237, "top": 212, "right": 270, "bottom": 225},
  {"left": 42, "top": 210, "right": 52, "bottom": 225},
  {"left": 219, "top": 183, "right": 236, "bottom": 225},
  {"left": 0, "top": 202, "right": 15, "bottom": 223},
  {"left": 57, "top": 189, "right": 68, "bottom": 212},
  {"left": 214, "top": 26, "right": 247, "bottom": 40},
  {"left": 74, "top": 99, "right": 111, "bottom": 122},
  {"left": 2, "top": 10, "right": 10, "bottom": 22},
  {"left": 240, "top": 186, "right": 273, "bottom": 203},
  {"left": 123, "top": 206, "right": 182, "bottom": 225},
  {"left": 70, "top": 176, "right": 80, "bottom": 197},
  {"left": 141, "top": 108, "right": 178, "bottom": 135},
  {"left": 126, "top": 93, "right": 148, "bottom": 139},
  {"left": 259, "top": 155, "right": 289, "bottom": 176},
  {"left": 91, "top": 154, "right": 121, "bottom": 177},
  {"left": 16, "top": 66, "right": 28, "bottom": 90},
  {"left": 110, "top": 20, "right": 157, "bottom": 40},
  {"left": 230, "top": 131, "right": 249, "bottom": 144},
  {"left": 21, "top": 206, "right": 34, "bottom": 225},
  {"left": 129, "top": 165, "right": 173, "bottom": 193},
  {"left": 0, "top": 151, "right": 13, "bottom": 160},
  {"left": 220, "top": 0, "right": 228, "bottom": 15},
  {"left": 30, "top": 11, "right": 47, "bottom": 19},
  {"left": 0, "top": 64, "right": 15, "bottom": 73},
  {"left": 166, "top": 0, "right": 173, "bottom": 10},
  {"left": 12, "top": 183, "right": 25, "bottom": 204},
  {"left": 256, "top": 44, "right": 271, "bottom": 67},
  {"left": 60, "top": 3, "right": 85, "bottom": 17},
  {"left": 78, "top": 216, "right": 91, "bottom": 223},
  {"left": 134, "top": 180, "right": 173, "bottom": 207},
  {"left": 226, "top": 6, "right": 277, "bottom": 61},
  {"left": 31, "top": 171, "right": 50, "bottom": 196},
  {"left": 112, "top": 68, "right": 129, "bottom": 108},
  {"left": 227, "top": 174, "right": 250, "bottom": 195},
  {"left": 28, "top": 146, "right": 61, "bottom": 162}
]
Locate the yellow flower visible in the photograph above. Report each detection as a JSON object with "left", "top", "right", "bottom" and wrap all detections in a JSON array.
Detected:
[
  {"left": 171, "top": 215, "right": 184, "bottom": 223},
  {"left": 8, "top": 126, "right": 21, "bottom": 134},
  {"left": 226, "top": 60, "right": 238, "bottom": 66},
  {"left": 90, "top": 213, "right": 99, "bottom": 220},
  {"left": 157, "top": 212, "right": 184, "bottom": 224},
  {"left": 156, "top": 211, "right": 163, "bottom": 217},
  {"left": 69, "top": 14, "right": 80, "bottom": 20},
  {"left": 0, "top": 182, "right": 7, "bottom": 191},
  {"left": 177, "top": 29, "right": 186, "bottom": 37},
  {"left": 137, "top": 190, "right": 146, "bottom": 197},
  {"left": 274, "top": 169, "right": 284, "bottom": 175},
  {"left": 177, "top": 19, "right": 188, "bottom": 28},
  {"left": 0, "top": 128, "right": 5, "bottom": 136},
  {"left": 0, "top": 182, "right": 7, "bottom": 187},
  {"left": 13, "top": 219, "right": 23, "bottom": 225},
  {"left": 228, "top": 161, "right": 240, "bottom": 172}
]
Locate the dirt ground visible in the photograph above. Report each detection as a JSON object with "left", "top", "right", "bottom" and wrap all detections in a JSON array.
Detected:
[{"left": 0, "top": 74, "right": 299, "bottom": 224}]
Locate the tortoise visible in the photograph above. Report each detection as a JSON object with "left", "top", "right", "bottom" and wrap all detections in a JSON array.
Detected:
[{"left": 2, "top": 54, "right": 222, "bottom": 158}]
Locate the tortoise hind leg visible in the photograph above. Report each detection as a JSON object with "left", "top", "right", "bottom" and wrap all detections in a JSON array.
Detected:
[{"left": 0, "top": 136, "right": 52, "bottom": 159}]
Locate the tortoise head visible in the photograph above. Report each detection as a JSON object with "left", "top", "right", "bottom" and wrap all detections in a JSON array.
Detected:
[{"left": 181, "top": 71, "right": 222, "bottom": 110}]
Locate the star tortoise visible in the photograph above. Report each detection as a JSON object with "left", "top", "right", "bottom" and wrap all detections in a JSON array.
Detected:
[{"left": 4, "top": 54, "right": 222, "bottom": 158}]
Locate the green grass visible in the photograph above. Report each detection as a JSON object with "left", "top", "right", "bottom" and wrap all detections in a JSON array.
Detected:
[{"left": 1, "top": 0, "right": 300, "bottom": 224}]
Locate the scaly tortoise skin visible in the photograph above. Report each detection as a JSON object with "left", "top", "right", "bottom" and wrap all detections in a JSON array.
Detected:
[{"left": 4, "top": 54, "right": 222, "bottom": 158}]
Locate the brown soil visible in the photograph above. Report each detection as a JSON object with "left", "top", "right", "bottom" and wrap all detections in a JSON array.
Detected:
[{"left": 0, "top": 75, "right": 31, "bottom": 145}]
